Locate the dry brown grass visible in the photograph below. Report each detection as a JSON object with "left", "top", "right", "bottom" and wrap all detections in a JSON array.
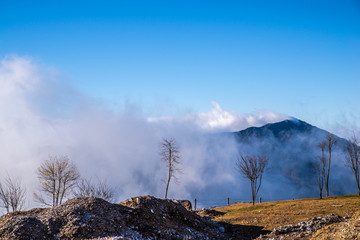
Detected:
[{"left": 212, "top": 195, "right": 360, "bottom": 231}]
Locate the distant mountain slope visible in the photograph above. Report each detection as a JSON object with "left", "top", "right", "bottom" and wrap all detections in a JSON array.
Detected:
[
  {"left": 229, "top": 119, "right": 353, "bottom": 199},
  {"left": 234, "top": 119, "right": 346, "bottom": 145},
  {"left": 234, "top": 119, "right": 315, "bottom": 141},
  {"left": 184, "top": 119, "right": 356, "bottom": 208}
]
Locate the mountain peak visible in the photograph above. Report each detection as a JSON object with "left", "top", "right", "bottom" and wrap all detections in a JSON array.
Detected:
[
  {"left": 229, "top": 118, "right": 352, "bottom": 199},
  {"left": 234, "top": 118, "right": 315, "bottom": 142},
  {"left": 263, "top": 118, "right": 313, "bottom": 132}
]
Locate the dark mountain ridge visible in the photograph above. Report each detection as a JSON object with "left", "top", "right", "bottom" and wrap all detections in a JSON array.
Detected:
[
  {"left": 234, "top": 118, "right": 347, "bottom": 147},
  {"left": 228, "top": 118, "right": 354, "bottom": 199},
  {"left": 193, "top": 118, "right": 355, "bottom": 206}
]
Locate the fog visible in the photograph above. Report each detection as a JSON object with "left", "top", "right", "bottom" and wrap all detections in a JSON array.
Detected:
[
  {"left": 0, "top": 56, "right": 357, "bottom": 212},
  {"left": 0, "top": 56, "right": 290, "bottom": 210},
  {"left": 234, "top": 128, "right": 355, "bottom": 202}
]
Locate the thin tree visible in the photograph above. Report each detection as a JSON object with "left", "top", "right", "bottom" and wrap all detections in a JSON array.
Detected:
[
  {"left": 0, "top": 182, "right": 10, "bottom": 213},
  {"left": 325, "top": 134, "right": 337, "bottom": 197},
  {"left": 160, "top": 138, "right": 181, "bottom": 199},
  {"left": 0, "top": 175, "right": 26, "bottom": 213},
  {"left": 345, "top": 136, "right": 360, "bottom": 196},
  {"left": 35, "top": 155, "right": 80, "bottom": 206},
  {"left": 312, "top": 141, "right": 326, "bottom": 199},
  {"left": 236, "top": 155, "right": 269, "bottom": 205},
  {"left": 74, "top": 178, "right": 115, "bottom": 202}
]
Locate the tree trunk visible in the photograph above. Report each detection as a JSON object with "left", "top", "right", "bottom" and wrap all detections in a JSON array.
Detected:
[
  {"left": 165, "top": 159, "right": 172, "bottom": 199},
  {"left": 320, "top": 147, "right": 325, "bottom": 199},
  {"left": 52, "top": 180, "right": 56, "bottom": 207},
  {"left": 60, "top": 182, "right": 66, "bottom": 204},
  {"left": 251, "top": 181, "right": 255, "bottom": 205},
  {"left": 325, "top": 148, "right": 331, "bottom": 197},
  {"left": 356, "top": 175, "right": 360, "bottom": 197},
  {"left": 165, "top": 174, "right": 170, "bottom": 199},
  {"left": 56, "top": 179, "right": 61, "bottom": 206}
]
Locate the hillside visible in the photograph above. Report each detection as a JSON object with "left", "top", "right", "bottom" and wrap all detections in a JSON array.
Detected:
[
  {"left": 184, "top": 118, "right": 356, "bottom": 209},
  {"left": 0, "top": 196, "right": 224, "bottom": 239},
  {"left": 1, "top": 195, "right": 358, "bottom": 239},
  {"left": 209, "top": 195, "right": 360, "bottom": 239},
  {"left": 233, "top": 118, "right": 347, "bottom": 146},
  {"left": 228, "top": 119, "right": 355, "bottom": 200}
]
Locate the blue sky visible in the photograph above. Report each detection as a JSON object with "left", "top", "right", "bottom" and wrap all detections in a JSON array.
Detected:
[
  {"left": 1, "top": 0, "right": 360, "bottom": 207},
  {"left": 1, "top": 0, "right": 359, "bottom": 131}
]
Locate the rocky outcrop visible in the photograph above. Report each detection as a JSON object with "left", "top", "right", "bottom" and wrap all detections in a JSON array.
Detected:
[
  {"left": 257, "top": 214, "right": 349, "bottom": 240},
  {"left": 312, "top": 211, "right": 360, "bottom": 239},
  {"left": 0, "top": 196, "right": 224, "bottom": 240}
]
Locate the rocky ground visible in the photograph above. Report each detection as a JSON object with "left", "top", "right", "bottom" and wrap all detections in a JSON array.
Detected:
[
  {"left": 0, "top": 196, "right": 358, "bottom": 239},
  {"left": 0, "top": 196, "right": 224, "bottom": 239},
  {"left": 256, "top": 214, "right": 349, "bottom": 240},
  {"left": 312, "top": 211, "right": 360, "bottom": 240}
]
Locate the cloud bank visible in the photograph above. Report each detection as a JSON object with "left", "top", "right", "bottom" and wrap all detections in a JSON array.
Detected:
[
  {"left": 148, "top": 101, "right": 289, "bottom": 132},
  {"left": 4, "top": 55, "right": 354, "bottom": 211}
]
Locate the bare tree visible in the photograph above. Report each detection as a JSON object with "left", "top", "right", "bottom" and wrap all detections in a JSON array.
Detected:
[
  {"left": 0, "top": 182, "right": 10, "bottom": 213},
  {"left": 312, "top": 141, "right": 326, "bottom": 199},
  {"left": 236, "top": 155, "right": 269, "bottom": 205},
  {"left": 160, "top": 138, "right": 181, "bottom": 199},
  {"left": 35, "top": 155, "right": 80, "bottom": 206},
  {"left": 74, "top": 178, "right": 115, "bottom": 202},
  {"left": 345, "top": 136, "right": 360, "bottom": 196},
  {"left": 325, "top": 134, "right": 337, "bottom": 197},
  {"left": 0, "top": 175, "right": 26, "bottom": 213}
]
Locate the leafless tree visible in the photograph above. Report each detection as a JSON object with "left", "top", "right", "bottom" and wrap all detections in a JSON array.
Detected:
[
  {"left": 325, "top": 134, "right": 337, "bottom": 197},
  {"left": 35, "top": 155, "right": 80, "bottom": 207},
  {"left": 236, "top": 155, "right": 269, "bottom": 205},
  {"left": 345, "top": 136, "right": 360, "bottom": 196},
  {"left": 0, "top": 182, "right": 9, "bottom": 213},
  {"left": 74, "top": 178, "right": 115, "bottom": 202},
  {"left": 160, "top": 138, "right": 181, "bottom": 199},
  {"left": 312, "top": 141, "right": 326, "bottom": 199},
  {"left": 0, "top": 175, "right": 26, "bottom": 213}
]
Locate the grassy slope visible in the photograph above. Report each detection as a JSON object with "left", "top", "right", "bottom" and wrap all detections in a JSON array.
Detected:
[{"left": 212, "top": 195, "right": 360, "bottom": 232}]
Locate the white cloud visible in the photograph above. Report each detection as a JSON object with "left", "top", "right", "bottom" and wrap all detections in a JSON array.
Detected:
[
  {"left": 196, "top": 101, "right": 237, "bottom": 129},
  {"left": 6, "top": 55, "right": 353, "bottom": 211},
  {"left": 148, "top": 101, "right": 290, "bottom": 132},
  {"left": 0, "top": 56, "right": 275, "bottom": 210}
]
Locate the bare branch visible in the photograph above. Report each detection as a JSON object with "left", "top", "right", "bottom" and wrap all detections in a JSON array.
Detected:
[
  {"left": 236, "top": 155, "right": 269, "bottom": 205},
  {"left": 35, "top": 155, "right": 80, "bottom": 207},
  {"left": 325, "top": 134, "right": 337, "bottom": 197},
  {"left": 160, "top": 138, "right": 181, "bottom": 199},
  {"left": 345, "top": 135, "right": 360, "bottom": 196},
  {"left": 312, "top": 140, "right": 327, "bottom": 199},
  {"left": 0, "top": 182, "right": 10, "bottom": 213},
  {"left": 0, "top": 175, "right": 26, "bottom": 213},
  {"left": 73, "top": 178, "right": 115, "bottom": 202}
]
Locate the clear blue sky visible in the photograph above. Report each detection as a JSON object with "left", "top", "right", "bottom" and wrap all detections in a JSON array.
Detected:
[{"left": 1, "top": 0, "right": 359, "bottom": 129}]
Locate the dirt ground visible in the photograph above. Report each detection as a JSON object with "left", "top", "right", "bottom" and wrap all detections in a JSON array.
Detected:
[
  {"left": 0, "top": 195, "right": 358, "bottom": 239},
  {"left": 312, "top": 210, "right": 360, "bottom": 240},
  {"left": 212, "top": 195, "right": 359, "bottom": 230},
  {"left": 208, "top": 195, "right": 360, "bottom": 239},
  {"left": 0, "top": 196, "right": 223, "bottom": 239}
]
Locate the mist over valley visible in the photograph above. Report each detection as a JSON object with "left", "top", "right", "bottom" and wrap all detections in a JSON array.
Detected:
[{"left": 0, "top": 57, "right": 358, "bottom": 212}]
